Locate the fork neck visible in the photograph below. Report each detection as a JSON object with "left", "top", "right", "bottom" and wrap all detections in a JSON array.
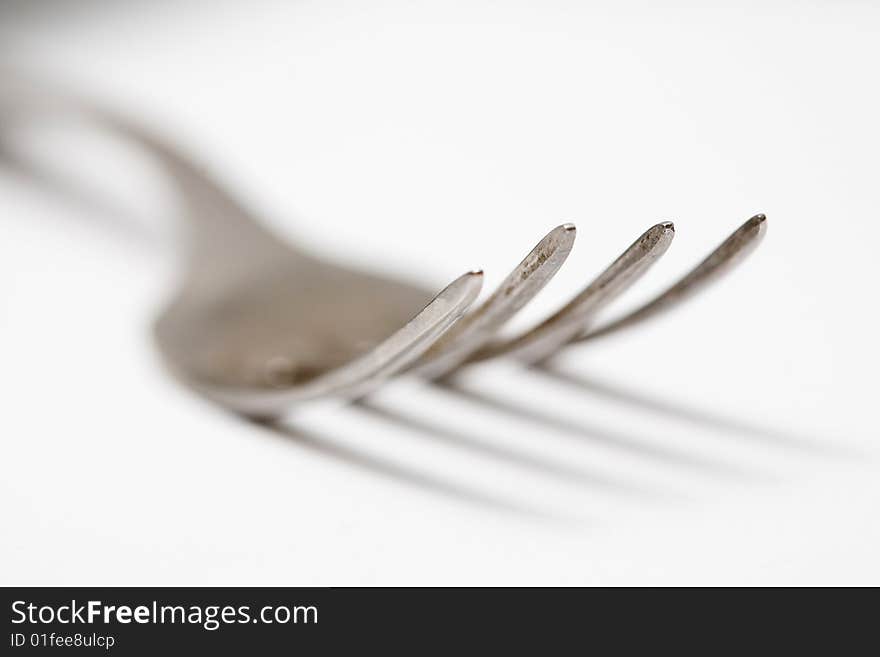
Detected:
[{"left": 0, "top": 76, "right": 303, "bottom": 271}]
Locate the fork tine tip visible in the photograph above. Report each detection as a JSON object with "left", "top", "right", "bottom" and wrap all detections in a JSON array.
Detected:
[{"left": 743, "top": 213, "right": 768, "bottom": 236}]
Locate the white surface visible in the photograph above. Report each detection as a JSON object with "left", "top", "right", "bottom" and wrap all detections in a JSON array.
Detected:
[{"left": 1, "top": 0, "right": 878, "bottom": 585}]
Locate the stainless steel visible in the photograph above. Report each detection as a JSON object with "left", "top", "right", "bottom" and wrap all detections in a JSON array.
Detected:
[
  {"left": 0, "top": 78, "right": 767, "bottom": 418},
  {"left": 466, "top": 221, "right": 675, "bottom": 366},
  {"left": 575, "top": 214, "right": 767, "bottom": 343},
  {"left": 412, "top": 223, "right": 576, "bottom": 379}
]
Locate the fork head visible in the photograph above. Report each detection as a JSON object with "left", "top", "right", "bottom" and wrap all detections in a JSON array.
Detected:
[
  {"left": 0, "top": 77, "right": 768, "bottom": 420},
  {"left": 154, "top": 244, "right": 446, "bottom": 396}
]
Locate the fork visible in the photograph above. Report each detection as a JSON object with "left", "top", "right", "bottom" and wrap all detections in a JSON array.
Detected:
[{"left": 0, "top": 79, "right": 766, "bottom": 418}]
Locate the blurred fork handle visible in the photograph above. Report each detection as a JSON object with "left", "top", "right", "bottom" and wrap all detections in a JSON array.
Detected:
[{"left": 0, "top": 74, "right": 295, "bottom": 270}]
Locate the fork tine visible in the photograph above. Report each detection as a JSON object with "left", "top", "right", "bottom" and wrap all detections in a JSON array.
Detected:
[
  {"left": 412, "top": 224, "right": 576, "bottom": 380},
  {"left": 576, "top": 214, "right": 766, "bottom": 344},
  {"left": 464, "top": 222, "right": 675, "bottom": 366},
  {"left": 196, "top": 271, "right": 483, "bottom": 417}
]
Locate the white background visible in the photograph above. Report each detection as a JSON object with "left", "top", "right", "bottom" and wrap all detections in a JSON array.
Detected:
[{"left": 1, "top": 0, "right": 877, "bottom": 585}]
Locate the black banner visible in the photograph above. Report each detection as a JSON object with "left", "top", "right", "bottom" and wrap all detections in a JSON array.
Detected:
[{"left": 1, "top": 587, "right": 875, "bottom": 653}]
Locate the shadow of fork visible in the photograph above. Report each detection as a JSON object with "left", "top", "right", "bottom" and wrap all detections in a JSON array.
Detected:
[
  {"left": 531, "top": 364, "right": 847, "bottom": 457},
  {"left": 249, "top": 417, "right": 578, "bottom": 524},
  {"left": 352, "top": 400, "right": 669, "bottom": 502},
  {"left": 430, "top": 378, "right": 762, "bottom": 480}
]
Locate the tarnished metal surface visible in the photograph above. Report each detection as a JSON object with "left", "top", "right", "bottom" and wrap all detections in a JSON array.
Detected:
[
  {"left": 578, "top": 214, "right": 767, "bottom": 343},
  {"left": 0, "top": 77, "right": 767, "bottom": 418}
]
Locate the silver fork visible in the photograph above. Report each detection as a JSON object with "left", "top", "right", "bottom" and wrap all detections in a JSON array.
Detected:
[{"left": 0, "top": 79, "right": 766, "bottom": 418}]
